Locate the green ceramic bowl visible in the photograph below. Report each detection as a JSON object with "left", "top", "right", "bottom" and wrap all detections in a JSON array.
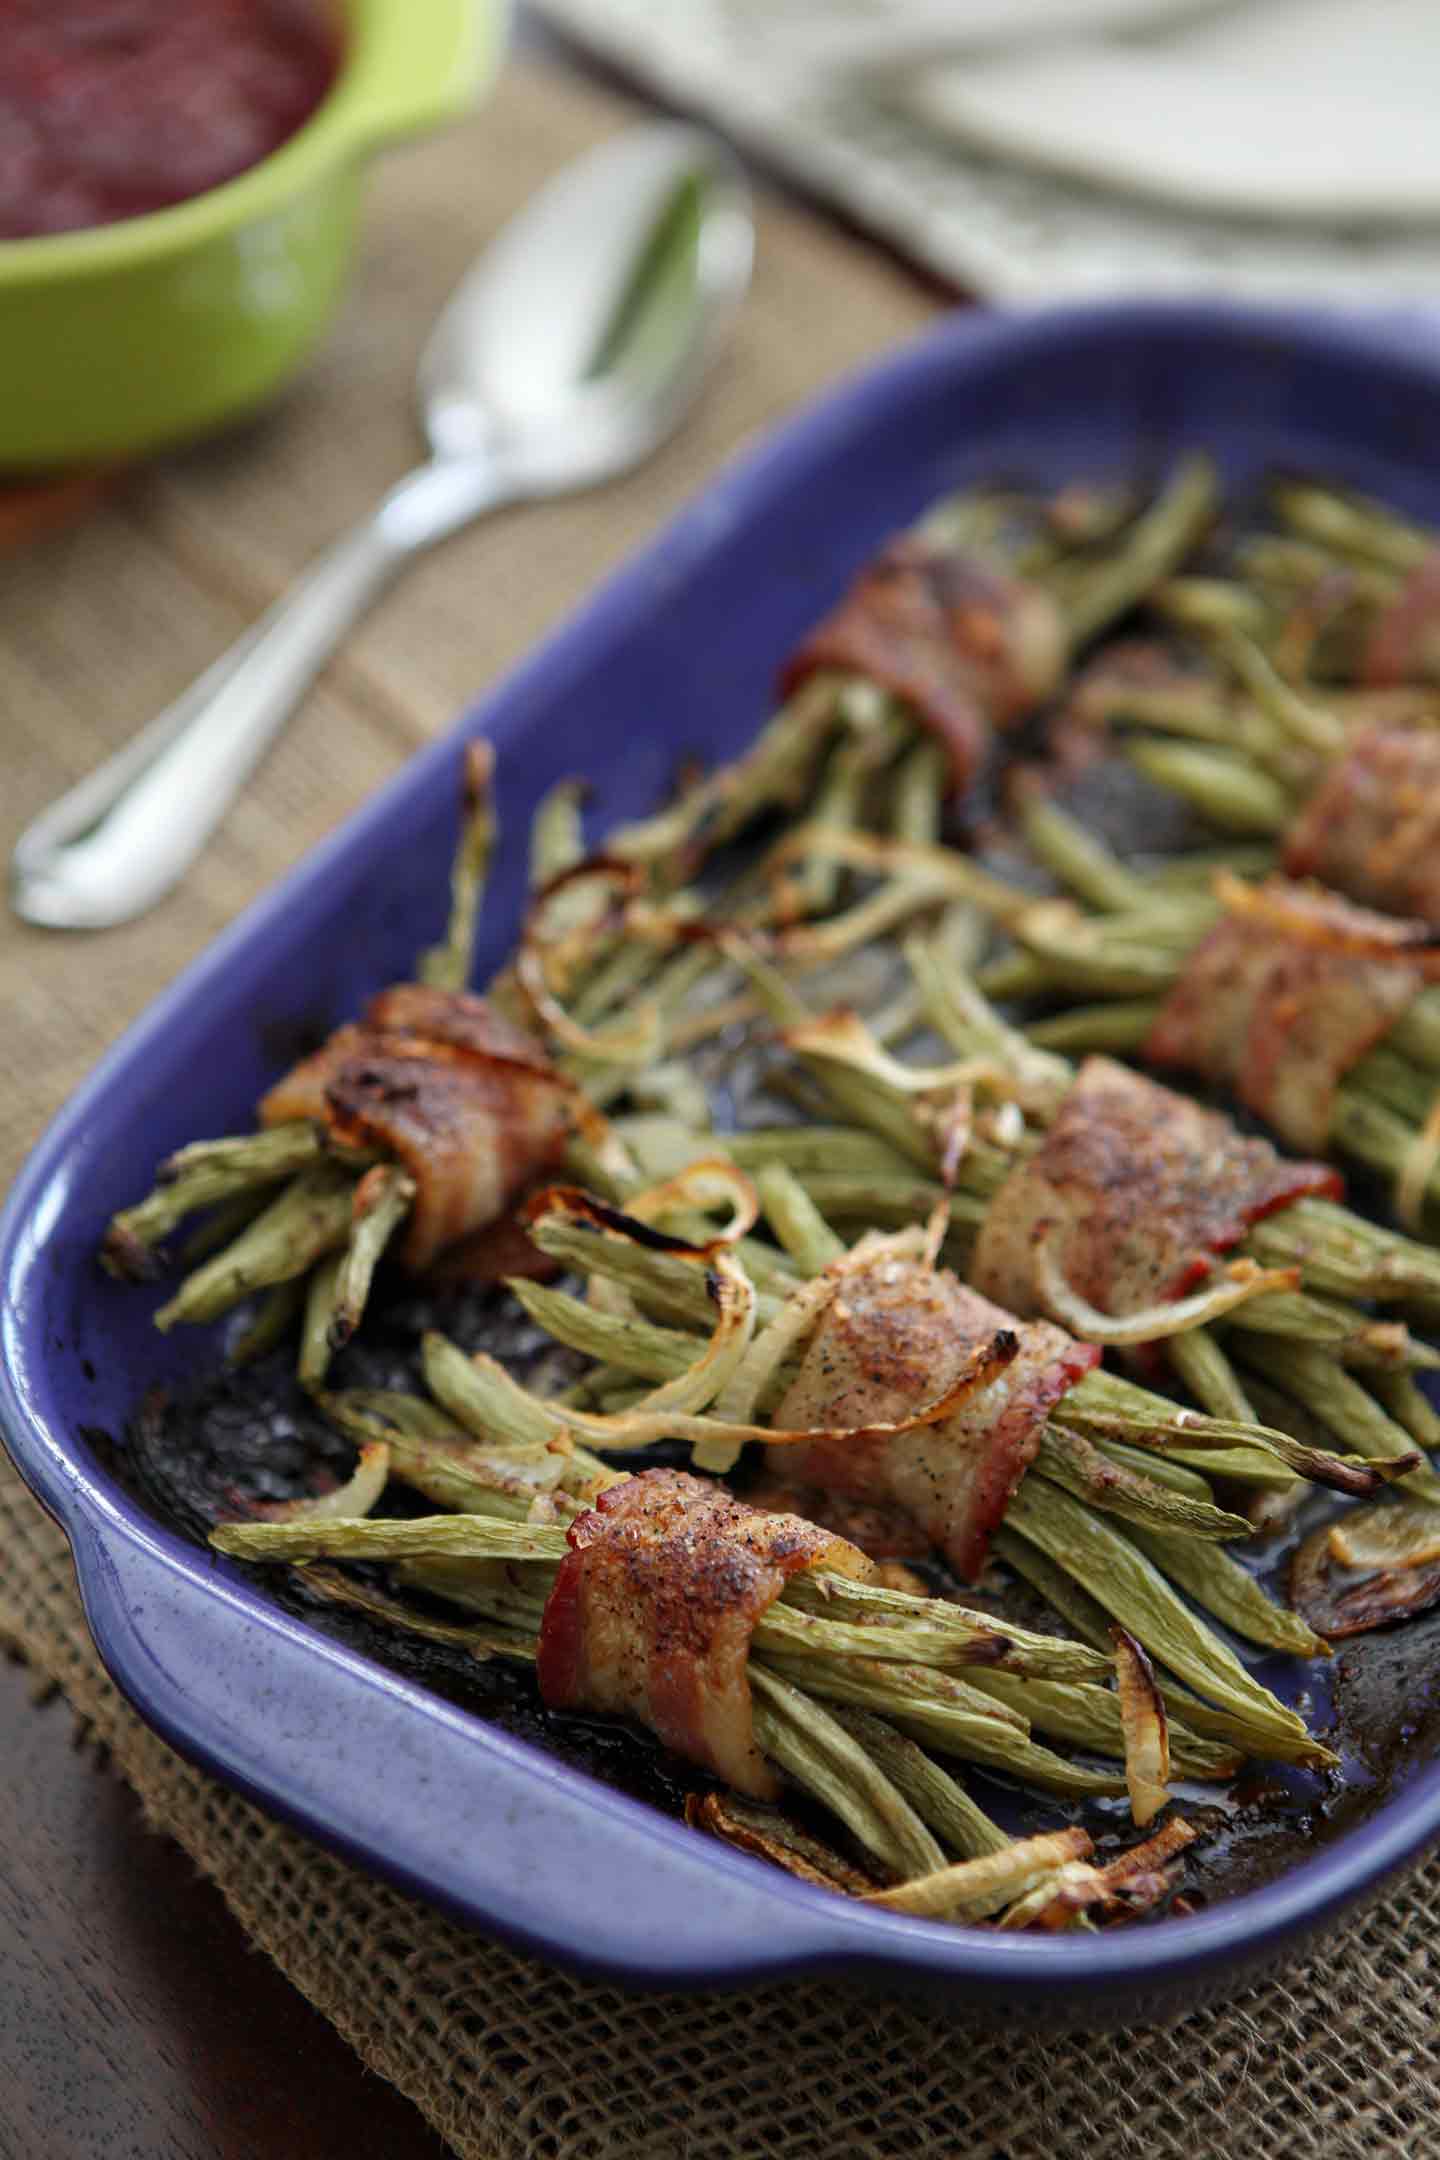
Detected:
[{"left": 0, "top": 0, "right": 500, "bottom": 470}]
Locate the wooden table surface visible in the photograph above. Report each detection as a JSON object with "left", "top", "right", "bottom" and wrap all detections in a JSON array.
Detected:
[
  {"left": 0, "top": 23, "right": 944, "bottom": 2158},
  {"left": 0, "top": 1657, "right": 453, "bottom": 2160}
]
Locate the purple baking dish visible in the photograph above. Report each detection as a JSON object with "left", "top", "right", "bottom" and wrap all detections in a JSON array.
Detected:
[{"left": 8, "top": 299, "right": 1440, "bottom": 2023}]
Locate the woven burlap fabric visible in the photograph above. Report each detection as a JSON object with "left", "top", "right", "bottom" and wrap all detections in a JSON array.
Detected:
[{"left": 3, "top": 52, "right": 1439, "bottom": 2160}]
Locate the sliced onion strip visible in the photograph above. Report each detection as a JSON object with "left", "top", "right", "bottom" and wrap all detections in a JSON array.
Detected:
[
  {"left": 697, "top": 1273, "right": 841, "bottom": 1473},
  {"left": 1113, "top": 1626, "right": 1171, "bottom": 1830},
  {"left": 861, "top": 1827, "right": 1093, "bottom": 1920},
  {"left": 783, "top": 1008, "right": 1003, "bottom": 1101},
  {"left": 525, "top": 1179, "right": 755, "bottom": 1266},
  {"left": 624, "top": 1159, "right": 761, "bottom": 1246},
  {"left": 516, "top": 859, "right": 664, "bottom": 1062},
  {"left": 516, "top": 941, "right": 662, "bottom": 1064},
  {"left": 1033, "top": 1233, "right": 1300, "bottom": 1345},
  {"left": 1213, "top": 868, "right": 1440, "bottom": 962},
  {"left": 763, "top": 826, "right": 1033, "bottom": 926},
  {"left": 628, "top": 1250, "right": 757, "bottom": 1419},
  {"left": 1328, "top": 1501, "right": 1440, "bottom": 1571},
  {"left": 1005, "top": 1817, "right": 1197, "bottom": 1930},
  {"left": 248, "top": 1440, "right": 390, "bottom": 1524}
]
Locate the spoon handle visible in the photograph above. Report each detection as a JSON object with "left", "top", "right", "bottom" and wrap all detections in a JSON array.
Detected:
[{"left": 11, "top": 453, "right": 509, "bottom": 931}]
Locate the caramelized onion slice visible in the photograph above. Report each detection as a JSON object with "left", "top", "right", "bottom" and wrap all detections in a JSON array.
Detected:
[
  {"left": 1293, "top": 1513, "right": 1440, "bottom": 1639},
  {"left": 697, "top": 1273, "right": 841, "bottom": 1475},
  {"left": 244, "top": 1440, "right": 390, "bottom": 1524},
  {"left": 624, "top": 1159, "right": 761, "bottom": 1247},
  {"left": 783, "top": 1008, "right": 1015, "bottom": 1102},
  {"left": 762, "top": 826, "right": 1033, "bottom": 926},
  {"left": 1005, "top": 1816, "right": 1199, "bottom": 1931},
  {"left": 685, "top": 1791, "right": 884, "bottom": 1896},
  {"left": 1113, "top": 1627, "right": 1171, "bottom": 1829},
  {"left": 629, "top": 1250, "right": 757, "bottom": 1419},
  {"left": 1213, "top": 869, "right": 1440, "bottom": 964},
  {"left": 861, "top": 1827, "right": 1093, "bottom": 1920},
  {"left": 1328, "top": 1501, "right": 1440, "bottom": 1571},
  {"left": 524, "top": 1179, "right": 756, "bottom": 1266},
  {"left": 1033, "top": 1234, "right": 1300, "bottom": 1346},
  {"left": 516, "top": 859, "right": 663, "bottom": 1062}
]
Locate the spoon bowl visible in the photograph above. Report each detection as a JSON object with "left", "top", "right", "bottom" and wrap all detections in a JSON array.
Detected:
[
  {"left": 420, "top": 123, "right": 753, "bottom": 482},
  {"left": 11, "top": 123, "right": 753, "bottom": 932}
]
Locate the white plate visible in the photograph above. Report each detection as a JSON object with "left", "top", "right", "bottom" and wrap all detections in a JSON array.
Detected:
[{"left": 899, "top": 0, "right": 1440, "bottom": 226}]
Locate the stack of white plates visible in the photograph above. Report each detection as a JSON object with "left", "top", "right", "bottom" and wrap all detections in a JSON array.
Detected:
[{"left": 534, "top": 0, "right": 1440, "bottom": 302}]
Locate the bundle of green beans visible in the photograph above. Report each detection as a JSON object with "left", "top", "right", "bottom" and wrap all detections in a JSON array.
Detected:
[
  {"left": 1049, "top": 467, "right": 1440, "bottom": 724},
  {"left": 100, "top": 679, "right": 880, "bottom": 1368},
  {"left": 1065, "top": 589, "right": 1440, "bottom": 856},
  {"left": 988, "top": 793, "right": 1440, "bottom": 1244},
  {"left": 957, "top": 473, "right": 1440, "bottom": 849},
  {"left": 209, "top": 1416, "right": 1184, "bottom": 1907}
]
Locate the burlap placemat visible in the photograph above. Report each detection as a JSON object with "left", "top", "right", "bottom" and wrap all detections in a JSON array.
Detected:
[{"left": 3, "top": 53, "right": 1438, "bottom": 2160}]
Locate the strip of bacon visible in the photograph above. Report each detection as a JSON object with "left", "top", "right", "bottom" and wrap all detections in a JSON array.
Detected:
[
  {"left": 1361, "top": 551, "right": 1440, "bottom": 688},
  {"left": 773, "top": 1257, "right": 1097, "bottom": 1584},
  {"left": 1144, "top": 879, "right": 1432, "bottom": 1154},
  {"left": 258, "top": 1022, "right": 385, "bottom": 1127},
  {"left": 1284, "top": 723, "right": 1440, "bottom": 923},
  {"left": 537, "top": 1468, "right": 871, "bottom": 1800},
  {"left": 258, "top": 987, "right": 570, "bottom": 1271},
  {"left": 741, "top": 1476, "right": 937, "bottom": 1562},
  {"left": 780, "top": 535, "right": 1065, "bottom": 791},
  {"left": 363, "top": 983, "right": 558, "bottom": 1068},
  {"left": 971, "top": 1057, "right": 1341, "bottom": 1321}
]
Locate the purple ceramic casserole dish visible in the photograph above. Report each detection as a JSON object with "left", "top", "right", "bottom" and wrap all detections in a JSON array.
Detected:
[{"left": 7, "top": 300, "right": 1440, "bottom": 2024}]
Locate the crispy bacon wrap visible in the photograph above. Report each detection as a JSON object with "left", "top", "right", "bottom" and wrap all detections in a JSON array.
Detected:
[
  {"left": 773, "top": 1256, "right": 1097, "bottom": 1583},
  {"left": 971, "top": 1057, "right": 1341, "bottom": 1321},
  {"left": 1144, "top": 878, "right": 1434, "bottom": 1154},
  {"left": 537, "top": 1468, "right": 871, "bottom": 1800},
  {"left": 780, "top": 534, "right": 1065, "bottom": 791},
  {"left": 259, "top": 985, "right": 570, "bottom": 1271},
  {"left": 1284, "top": 723, "right": 1440, "bottom": 923},
  {"left": 1362, "top": 551, "right": 1440, "bottom": 688}
]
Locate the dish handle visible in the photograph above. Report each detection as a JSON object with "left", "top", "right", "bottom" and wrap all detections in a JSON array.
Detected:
[
  {"left": 62, "top": 1500, "right": 864, "bottom": 1986},
  {"left": 336, "top": 0, "right": 505, "bottom": 152}
]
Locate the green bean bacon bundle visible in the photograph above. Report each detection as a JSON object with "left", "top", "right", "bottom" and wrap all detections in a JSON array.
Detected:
[
  {"left": 213, "top": 1433, "right": 1203, "bottom": 1925},
  {"left": 999, "top": 797, "right": 1440, "bottom": 1237}
]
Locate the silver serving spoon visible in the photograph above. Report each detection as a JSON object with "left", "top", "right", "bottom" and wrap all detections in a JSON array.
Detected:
[{"left": 12, "top": 125, "right": 753, "bottom": 931}]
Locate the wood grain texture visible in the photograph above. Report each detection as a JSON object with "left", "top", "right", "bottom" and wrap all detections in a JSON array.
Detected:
[{"left": 0, "top": 1658, "right": 450, "bottom": 2160}]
